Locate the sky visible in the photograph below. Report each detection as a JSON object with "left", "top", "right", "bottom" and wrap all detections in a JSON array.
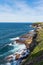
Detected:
[{"left": 0, "top": 0, "right": 43, "bottom": 22}]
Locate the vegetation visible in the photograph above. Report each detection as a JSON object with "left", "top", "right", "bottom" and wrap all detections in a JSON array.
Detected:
[{"left": 22, "top": 22, "right": 43, "bottom": 65}]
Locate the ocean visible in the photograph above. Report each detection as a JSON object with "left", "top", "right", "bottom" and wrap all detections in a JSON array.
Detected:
[
  {"left": 0, "top": 23, "right": 34, "bottom": 65},
  {"left": 0, "top": 23, "right": 34, "bottom": 46}
]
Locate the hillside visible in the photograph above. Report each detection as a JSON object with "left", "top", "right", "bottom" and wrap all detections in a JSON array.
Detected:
[{"left": 22, "top": 22, "right": 43, "bottom": 65}]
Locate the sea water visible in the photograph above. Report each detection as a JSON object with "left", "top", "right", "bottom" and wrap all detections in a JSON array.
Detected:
[{"left": 0, "top": 23, "right": 34, "bottom": 65}]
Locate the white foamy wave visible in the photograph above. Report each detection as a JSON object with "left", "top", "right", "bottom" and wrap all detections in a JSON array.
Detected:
[
  {"left": 10, "top": 37, "right": 19, "bottom": 41},
  {"left": 5, "top": 62, "right": 11, "bottom": 65}
]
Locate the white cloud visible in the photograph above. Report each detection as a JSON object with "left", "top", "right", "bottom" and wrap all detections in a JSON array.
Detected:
[{"left": 0, "top": 0, "right": 43, "bottom": 22}]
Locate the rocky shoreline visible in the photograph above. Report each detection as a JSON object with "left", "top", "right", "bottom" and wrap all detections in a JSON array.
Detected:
[
  {"left": 0, "top": 28, "right": 37, "bottom": 65},
  {"left": 22, "top": 22, "right": 43, "bottom": 65}
]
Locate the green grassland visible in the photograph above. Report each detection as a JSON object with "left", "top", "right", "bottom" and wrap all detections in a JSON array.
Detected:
[{"left": 22, "top": 22, "right": 43, "bottom": 65}]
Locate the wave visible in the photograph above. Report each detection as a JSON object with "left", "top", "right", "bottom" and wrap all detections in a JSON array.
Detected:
[
  {"left": 0, "top": 42, "right": 26, "bottom": 58},
  {"left": 10, "top": 37, "right": 20, "bottom": 41}
]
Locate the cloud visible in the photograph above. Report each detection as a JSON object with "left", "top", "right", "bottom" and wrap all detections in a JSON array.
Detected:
[{"left": 0, "top": 0, "right": 43, "bottom": 22}]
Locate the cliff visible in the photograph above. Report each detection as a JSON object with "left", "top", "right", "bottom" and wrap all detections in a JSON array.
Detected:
[{"left": 22, "top": 22, "right": 43, "bottom": 65}]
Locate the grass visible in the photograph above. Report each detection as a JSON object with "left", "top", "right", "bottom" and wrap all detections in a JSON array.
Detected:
[{"left": 22, "top": 23, "right": 43, "bottom": 65}]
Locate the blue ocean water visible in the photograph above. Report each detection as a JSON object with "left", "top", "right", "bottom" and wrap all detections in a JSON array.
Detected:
[
  {"left": 0, "top": 23, "right": 34, "bottom": 46},
  {"left": 0, "top": 23, "right": 34, "bottom": 65}
]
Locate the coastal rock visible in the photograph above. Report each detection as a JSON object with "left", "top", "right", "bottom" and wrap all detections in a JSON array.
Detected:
[
  {"left": 15, "top": 54, "right": 21, "bottom": 60},
  {"left": 5, "top": 55, "right": 13, "bottom": 62}
]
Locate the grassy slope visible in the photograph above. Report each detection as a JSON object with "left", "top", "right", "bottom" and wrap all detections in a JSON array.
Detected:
[{"left": 22, "top": 23, "right": 43, "bottom": 65}]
